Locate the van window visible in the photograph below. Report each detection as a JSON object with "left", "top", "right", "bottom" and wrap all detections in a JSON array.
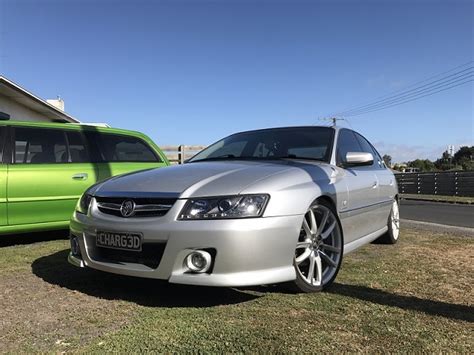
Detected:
[
  {"left": 14, "top": 127, "right": 68, "bottom": 164},
  {"left": 0, "top": 126, "right": 5, "bottom": 163},
  {"left": 95, "top": 133, "right": 160, "bottom": 162},
  {"left": 66, "top": 131, "right": 89, "bottom": 163}
]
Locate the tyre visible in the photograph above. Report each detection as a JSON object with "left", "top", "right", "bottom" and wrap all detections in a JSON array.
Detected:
[
  {"left": 292, "top": 200, "right": 343, "bottom": 293},
  {"left": 376, "top": 199, "right": 400, "bottom": 244}
]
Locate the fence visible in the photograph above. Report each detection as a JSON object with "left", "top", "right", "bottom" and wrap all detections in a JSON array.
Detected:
[
  {"left": 395, "top": 171, "right": 474, "bottom": 197},
  {"left": 161, "top": 145, "right": 206, "bottom": 164}
]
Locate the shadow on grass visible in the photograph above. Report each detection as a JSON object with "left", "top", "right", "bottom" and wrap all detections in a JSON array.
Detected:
[
  {"left": 0, "top": 229, "right": 69, "bottom": 248},
  {"left": 31, "top": 249, "right": 260, "bottom": 308},
  {"left": 328, "top": 283, "right": 474, "bottom": 323}
]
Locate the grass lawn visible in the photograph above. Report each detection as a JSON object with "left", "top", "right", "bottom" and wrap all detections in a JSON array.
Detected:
[{"left": 0, "top": 227, "right": 472, "bottom": 353}]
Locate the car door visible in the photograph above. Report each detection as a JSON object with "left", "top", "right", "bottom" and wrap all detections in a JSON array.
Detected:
[
  {"left": 336, "top": 129, "right": 380, "bottom": 243},
  {"left": 86, "top": 131, "right": 165, "bottom": 181},
  {"left": 0, "top": 126, "right": 7, "bottom": 226},
  {"left": 7, "top": 126, "right": 98, "bottom": 226},
  {"left": 354, "top": 132, "right": 394, "bottom": 223}
]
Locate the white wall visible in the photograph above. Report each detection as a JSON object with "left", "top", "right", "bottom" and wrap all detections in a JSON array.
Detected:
[{"left": 0, "top": 95, "right": 51, "bottom": 122}]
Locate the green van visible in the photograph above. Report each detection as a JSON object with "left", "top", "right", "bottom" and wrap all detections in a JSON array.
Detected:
[{"left": 0, "top": 121, "right": 169, "bottom": 235}]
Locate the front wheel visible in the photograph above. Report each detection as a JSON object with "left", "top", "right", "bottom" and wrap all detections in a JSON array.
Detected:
[{"left": 292, "top": 201, "right": 343, "bottom": 293}]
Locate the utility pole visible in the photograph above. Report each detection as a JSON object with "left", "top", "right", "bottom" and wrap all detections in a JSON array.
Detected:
[{"left": 328, "top": 117, "right": 344, "bottom": 127}]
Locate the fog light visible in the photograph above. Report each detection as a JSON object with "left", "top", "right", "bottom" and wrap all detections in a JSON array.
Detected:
[
  {"left": 185, "top": 250, "right": 211, "bottom": 273},
  {"left": 70, "top": 237, "right": 81, "bottom": 256}
]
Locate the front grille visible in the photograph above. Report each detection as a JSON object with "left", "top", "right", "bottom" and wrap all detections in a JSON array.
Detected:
[
  {"left": 95, "top": 196, "right": 177, "bottom": 218},
  {"left": 90, "top": 242, "right": 166, "bottom": 269}
]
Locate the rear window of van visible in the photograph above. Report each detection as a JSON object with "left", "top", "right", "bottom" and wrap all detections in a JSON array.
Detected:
[{"left": 94, "top": 133, "right": 161, "bottom": 163}]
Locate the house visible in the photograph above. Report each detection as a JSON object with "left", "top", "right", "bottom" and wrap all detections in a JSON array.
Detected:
[{"left": 0, "top": 75, "right": 80, "bottom": 123}]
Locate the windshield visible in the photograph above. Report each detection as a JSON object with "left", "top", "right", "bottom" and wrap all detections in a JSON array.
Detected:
[{"left": 188, "top": 127, "right": 335, "bottom": 163}]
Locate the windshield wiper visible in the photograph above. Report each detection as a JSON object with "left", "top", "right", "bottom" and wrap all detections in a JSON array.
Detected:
[
  {"left": 275, "top": 155, "right": 323, "bottom": 162},
  {"left": 188, "top": 154, "right": 237, "bottom": 163},
  {"left": 189, "top": 154, "right": 323, "bottom": 163}
]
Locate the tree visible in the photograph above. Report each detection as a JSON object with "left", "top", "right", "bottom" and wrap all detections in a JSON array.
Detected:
[
  {"left": 453, "top": 146, "right": 474, "bottom": 163},
  {"left": 435, "top": 146, "right": 474, "bottom": 171},
  {"left": 382, "top": 154, "right": 392, "bottom": 168},
  {"left": 453, "top": 146, "right": 474, "bottom": 170},
  {"left": 407, "top": 159, "right": 435, "bottom": 172},
  {"left": 435, "top": 151, "right": 453, "bottom": 171}
]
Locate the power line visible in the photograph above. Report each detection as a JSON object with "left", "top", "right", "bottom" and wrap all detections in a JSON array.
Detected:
[
  {"left": 336, "top": 68, "right": 472, "bottom": 116},
  {"left": 344, "top": 79, "right": 473, "bottom": 117},
  {"left": 340, "top": 72, "right": 473, "bottom": 116},
  {"left": 329, "top": 61, "right": 473, "bottom": 117},
  {"left": 331, "top": 60, "right": 473, "bottom": 116}
]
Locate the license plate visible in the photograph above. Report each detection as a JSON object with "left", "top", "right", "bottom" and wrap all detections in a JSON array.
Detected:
[{"left": 96, "top": 231, "right": 142, "bottom": 252}]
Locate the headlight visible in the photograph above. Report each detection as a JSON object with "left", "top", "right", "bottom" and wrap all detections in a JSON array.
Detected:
[
  {"left": 76, "top": 193, "right": 93, "bottom": 214},
  {"left": 179, "top": 194, "right": 269, "bottom": 220},
  {"left": 75, "top": 180, "right": 105, "bottom": 215}
]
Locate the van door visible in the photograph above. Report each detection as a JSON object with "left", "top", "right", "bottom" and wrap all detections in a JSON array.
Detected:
[
  {"left": 87, "top": 131, "right": 166, "bottom": 181},
  {"left": 0, "top": 126, "right": 7, "bottom": 226},
  {"left": 7, "top": 127, "right": 98, "bottom": 226}
]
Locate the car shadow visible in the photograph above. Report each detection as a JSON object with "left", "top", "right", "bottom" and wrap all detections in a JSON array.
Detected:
[
  {"left": 327, "top": 283, "right": 474, "bottom": 323},
  {"left": 0, "top": 229, "right": 69, "bottom": 248},
  {"left": 31, "top": 249, "right": 260, "bottom": 308},
  {"left": 241, "top": 282, "right": 473, "bottom": 323}
]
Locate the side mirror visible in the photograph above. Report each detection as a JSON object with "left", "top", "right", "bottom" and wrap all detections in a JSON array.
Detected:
[{"left": 345, "top": 152, "right": 374, "bottom": 166}]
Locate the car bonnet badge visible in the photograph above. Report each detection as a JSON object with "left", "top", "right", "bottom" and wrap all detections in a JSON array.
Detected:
[{"left": 120, "top": 200, "right": 136, "bottom": 217}]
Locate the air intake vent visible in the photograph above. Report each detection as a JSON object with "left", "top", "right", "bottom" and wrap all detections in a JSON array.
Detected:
[{"left": 95, "top": 196, "right": 177, "bottom": 218}]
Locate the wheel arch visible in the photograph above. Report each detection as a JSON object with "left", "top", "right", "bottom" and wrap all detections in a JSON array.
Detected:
[
  {"left": 314, "top": 194, "right": 344, "bottom": 244},
  {"left": 315, "top": 195, "right": 337, "bottom": 213}
]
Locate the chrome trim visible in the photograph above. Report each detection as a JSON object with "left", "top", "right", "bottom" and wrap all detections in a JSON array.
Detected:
[
  {"left": 339, "top": 199, "right": 393, "bottom": 217},
  {"left": 97, "top": 202, "right": 173, "bottom": 212},
  {"left": 68, "top": 252, "right": 85, "bottom": 268},
  {"left": 94, "top": 191, "right": 180, "bottom": 199}
]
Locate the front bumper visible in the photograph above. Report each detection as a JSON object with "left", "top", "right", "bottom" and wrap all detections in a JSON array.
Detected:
[{"left": 69, "top": 199, "right": 302, "bottom": 287}]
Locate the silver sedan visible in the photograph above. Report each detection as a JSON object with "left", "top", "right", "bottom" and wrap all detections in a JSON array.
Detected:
[{"left": 69, "top": 126, "right": 399, "bottom": 292}]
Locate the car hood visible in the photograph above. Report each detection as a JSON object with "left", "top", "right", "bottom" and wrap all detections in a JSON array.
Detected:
[{"left": 93, "top": 160, "right": 333, "bottom": 198}]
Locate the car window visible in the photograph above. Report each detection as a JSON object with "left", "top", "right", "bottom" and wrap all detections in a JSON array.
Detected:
[
  {"left": 207, "top": 141, "right": 247, "bottom": 158},
  {"left": 14, "top": 127, "right": 68, "bottom": 164},
  {"left": 354, "top": 132, "right": 384, "bottom": 169},
  {"left": 95, "top": 133, "right": 160, "bottom": 162},
  {"left": 190, "top": 127, "right": 334, "bottom": 163},
  {"left": 336, "top": 129, "right": 362, "bottom": 166},
  {"left": 66, "top": 131, "right": 89, "bottom": 163}
]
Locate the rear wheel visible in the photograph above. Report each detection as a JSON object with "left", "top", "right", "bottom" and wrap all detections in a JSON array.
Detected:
[
  {"left": 292, "top": 201, "right": 343, "bottom": 293},
  {"left": 376, "top": 199, "right": 400, "bottom": 244}
]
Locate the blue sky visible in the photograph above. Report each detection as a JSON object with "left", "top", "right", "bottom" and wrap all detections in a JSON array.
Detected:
[{"left": 0, "top": 0, "right": 472, "bottom": 162}]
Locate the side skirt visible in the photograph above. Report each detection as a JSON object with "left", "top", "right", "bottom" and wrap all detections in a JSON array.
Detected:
[{"left": 343, "top": 226, "right": 388, "bottom": 255}]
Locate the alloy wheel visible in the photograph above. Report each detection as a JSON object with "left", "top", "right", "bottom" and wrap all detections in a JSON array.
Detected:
[
  {"left": 391, "top": 200, "right": 400, "bottom": 240},
  {"left": 294, "top": 204, "right": 342, "bottom": 288}
]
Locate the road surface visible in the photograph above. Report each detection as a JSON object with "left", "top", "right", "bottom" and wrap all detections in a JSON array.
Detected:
[{"left": 400, "top": 199, "right": 474, "bottom": 228}]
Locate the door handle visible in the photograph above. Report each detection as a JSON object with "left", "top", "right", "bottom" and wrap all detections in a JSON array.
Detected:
[
  {"left": 372, "top": 181, "right": 378, "bottom": 189},
  {"left": 72, "top": 173, "right": 88, "bottom": 181}
]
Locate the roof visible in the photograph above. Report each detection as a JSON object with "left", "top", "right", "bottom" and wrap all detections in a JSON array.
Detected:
[{"left": 0, "top": 75, "right": 80, "bottom": 123}]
